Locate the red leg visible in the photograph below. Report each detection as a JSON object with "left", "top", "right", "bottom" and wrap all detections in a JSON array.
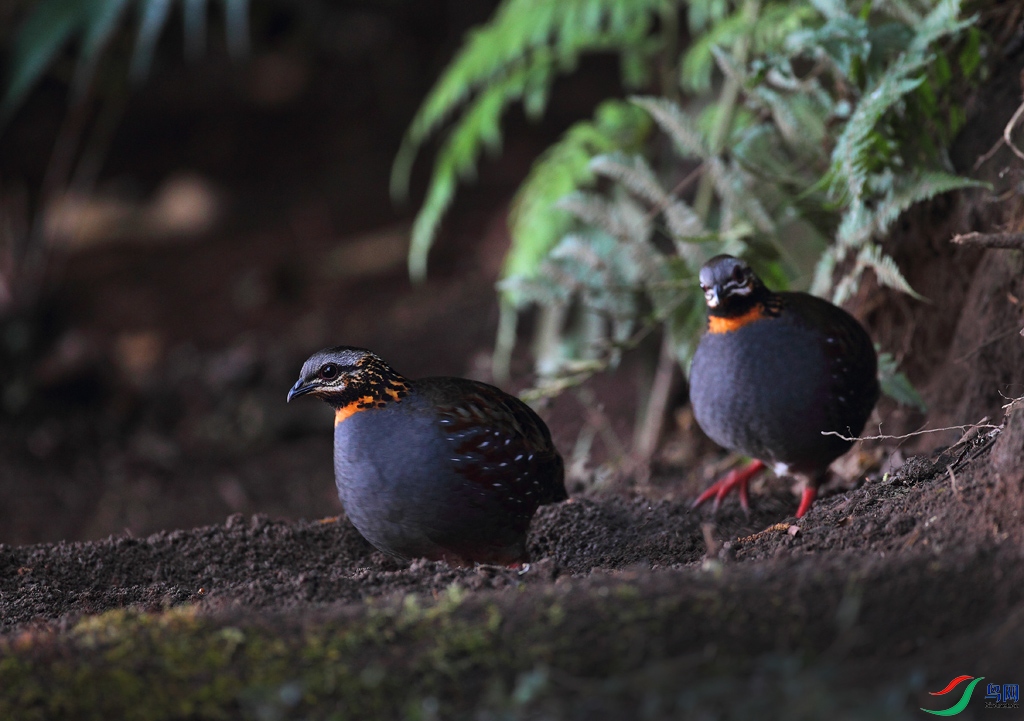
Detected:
[
  {"left": 691, "top": 460, "right": 766, "bottom": 515},
  {"left": 795, "top": 485, "right": 817, "bottom": 518}
]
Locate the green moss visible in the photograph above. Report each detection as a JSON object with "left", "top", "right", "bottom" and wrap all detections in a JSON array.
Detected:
[{"left": 0, "top": 563, "right": 970, "bottom": 720}]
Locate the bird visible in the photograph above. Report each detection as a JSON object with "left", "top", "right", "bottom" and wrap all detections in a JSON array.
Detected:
[
  {"left": 287, "top": 346, "right": 567, "bottom": 565},
  {"left": 688, "top": 254, "right": 879, "bottom": 518}
]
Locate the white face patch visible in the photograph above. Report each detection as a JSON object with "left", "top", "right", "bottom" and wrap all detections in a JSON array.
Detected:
[
  {"left": 727, "top": 281, "right": 753, "bottom": 296},
  {"left": 704, "top": 287, "right": 720, "bottom": 307}
]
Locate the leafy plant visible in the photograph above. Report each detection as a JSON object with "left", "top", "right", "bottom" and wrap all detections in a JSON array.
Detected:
[
  {"left": 2, "top": 0, "right": 250, "bottom": 123},
  {"left": 400, "top": 0, "right": 986, "bottom": 415},
  {"left": 0, "top": 0, "right": 251, "bottom": 320},
  {"left": 389, "top": 0, "right": 674, "bottom": 281}
]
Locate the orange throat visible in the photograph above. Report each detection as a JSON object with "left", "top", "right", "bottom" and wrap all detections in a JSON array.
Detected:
[
  {"left": 708, "top": 304, "right": 766, "bottom": 334},
  {"left": 335, "top": 396, "right": 385, "bottom": 426}
]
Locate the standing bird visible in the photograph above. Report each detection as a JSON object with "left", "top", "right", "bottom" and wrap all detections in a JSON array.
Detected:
[
  {"left": 689, "top": 255, "right": 879, "bottom": 518},
  {"left": 287, "top": 346, "right": 566, "bottom": 565}
]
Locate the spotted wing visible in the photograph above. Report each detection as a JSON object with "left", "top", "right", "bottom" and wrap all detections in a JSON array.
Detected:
[{"left": 419, "top": 378, "right": 567, "bottom": 509}]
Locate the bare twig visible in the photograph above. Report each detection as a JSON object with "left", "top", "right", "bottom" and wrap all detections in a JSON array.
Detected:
[
  {"left": 973, "top": 135, "right": 1005, "bottom": 170},
  {"left": 701, "top": 523, "right": 720, "bottom": 557},
  {"left": 632, "top": 332, "right": 679, "bottom": 472},
  {"left": 573, "top": 388, "right": 628, "bottom": 461},
  {"left": 950, "top": 231, "right": 1024, "bottom": 250},
  {"left": 1002, "top": 394, "right": 1024, "bottom": 416},
  {"left": 643, "top": 163, "right": 705, "bottom": 224},
  {"left": 947, "top": 464, "right": 960, "bottom": 499},
  {"left": 822, "top": 422, "right": 1001, "bottom": 443},
  {"left": 953, "top": 324, "right": 1024, "bottom": 364},
  {"left": 1003, "top": 99, "right": 1024, "bottom": 162},
  {"left": 973, "top": 96, "right": 1024, "bottom": 169}
]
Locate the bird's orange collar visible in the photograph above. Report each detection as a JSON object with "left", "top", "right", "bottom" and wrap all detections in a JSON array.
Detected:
[
  {"left": 333, "top": 381, "right": 409, "bottom": 426},
  {"left": 708, "top": 304, "right": 767, "bottom": 334}
]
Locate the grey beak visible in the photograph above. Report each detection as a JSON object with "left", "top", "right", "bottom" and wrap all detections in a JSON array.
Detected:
[{"left": 287, "top": 378, "right": 316, "bottom": 402}]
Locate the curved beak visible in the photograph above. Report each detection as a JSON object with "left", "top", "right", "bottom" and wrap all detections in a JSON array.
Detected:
[{"left": 287, "top": 378, "right": 317, "bottom": 402}]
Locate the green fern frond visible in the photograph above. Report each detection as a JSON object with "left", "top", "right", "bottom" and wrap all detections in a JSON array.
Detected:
[
  {"left": 393, "top": 0, "right": 666, "bottom": 279},
  {"left": 2, "top": 0, "right": 92, "bottom": 121},
  {"left": 831, "top": 242, "right": 922, "bottom": 305},
  {"left": 809, "top": 245, "right": 838, "bottom": 297},
  {"left": 630, "top": 96, "right": 711, "bottom": 160},
  {"left": 409, "top": 68, "right": 532, "bottom": 280},
  {"left": 871, "top": 171, "right": 988, "bottom": 237},
  {"left": 503, "top": 100, "right": 650, "bottom": 293},
  {"left": 806, "top": 0, "right": 850, "bottom": 22},
  {"left": 858, "top": 244, "right": 922, "bottom": 299},
  {"left": 2, "top": 0, "right": 250, "bottom": 125},
  {"left": 709, "top": 160, "right": 776, "bottom": 233},
  {"left": 556, "top": 192, "right": 631, "bottom": 242},
  {"left": 877, "top": 350, "right": 927, "bottom": 411},
  {"left": 828, "top": 55, "right": 927, "bottom": 201},
  {"left": 909, "top": 0, "right": 972, "bottom": 53},
  {"left": 681, "top": 2, "right": 815, "bottom": 93}
]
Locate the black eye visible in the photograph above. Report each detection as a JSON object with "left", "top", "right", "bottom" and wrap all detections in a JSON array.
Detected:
[
  {"left": 732, "top": 265, "right": 745, "bottom": 283},
  {"left": 319, "top": 364, "right": 338, "bottom": 380}
]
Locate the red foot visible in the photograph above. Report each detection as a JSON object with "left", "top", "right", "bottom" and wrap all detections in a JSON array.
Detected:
[
  {"left": 795, "top": 486, "right": 817, "bottom": 518},
  {"left": 691, "top": 460, "right": 766, "bottom": 515}
]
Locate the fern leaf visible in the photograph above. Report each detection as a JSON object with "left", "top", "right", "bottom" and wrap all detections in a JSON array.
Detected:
[
  {"left": 409, "top": 69, "right": 530, "bottom": 280},
  {"left": 829, "top": 54, "right": 927, "bottom": 201},
  {"left": 504, "top": 99, "right": 650, "bottom": 290},
  {"left": 131, "top": 0, "right": 174, "bottom": 81},
  {"left": 630, "top": 95, "right": 710, "bottom": 160},
  {"left": 391, "top": 0, "right": 664, "bottom": 203},
  {"left": 807, "top": 0, "right": 850, "bottom": 21},
  {"left": 1, "top": 0, "right": 91, "bottom": 120},
  {"left": 910, "top": 0, "right": 972, "bottom": 53},
  {"left": 858, "top": 243, "right": 923, "bottom": 299},
  {"left": 75, "top": 0, "right": 132, "bottom": 91},
  {"left": 872, "top": 171, "right": 988, "bottom": 237},
  {"left": 877, "top": 350, "right": 927, "bottom": 411},
  {"left": 808, "top": 246, "right": 838, "bottom": 297},
  {"left": 589, "top": 154, "right": 664, "bottom": 207},
  {"left": 708, "top": 159, "right": 776, "bottom": 233},
  {"left": 556, "top": 192, "right": 626, "bottom": 240},
  {"left": 832, "top": 242, "right": 922, "bottom": 305}
]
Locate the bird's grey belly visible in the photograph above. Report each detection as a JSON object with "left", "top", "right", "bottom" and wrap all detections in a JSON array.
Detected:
[
  {"left": 333, "top": 407, "right": 456, "bottom": 558},
  {"left": 689, "top": 321, "right": 835, "bottom": 470}
]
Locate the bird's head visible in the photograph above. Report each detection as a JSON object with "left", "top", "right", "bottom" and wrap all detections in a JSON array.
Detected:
[
  {"left": 287, "top": 346, "right": 408, "bottom": 409},
  {"left": 698, "top": 255, "right": 769, "bottom": 316}
]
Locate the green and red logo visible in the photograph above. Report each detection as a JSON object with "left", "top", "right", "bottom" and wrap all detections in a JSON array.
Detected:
[
  {"left": 921, "top": 675, "right": 984, "bottom": 716},
  {"left": 921, "top": 675, "right": 1021, "bottom": 715}
]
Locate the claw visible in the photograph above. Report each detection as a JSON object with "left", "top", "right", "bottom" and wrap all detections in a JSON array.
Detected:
[{"left": 692, "top": 460, "right": 766, "bottom": 515}]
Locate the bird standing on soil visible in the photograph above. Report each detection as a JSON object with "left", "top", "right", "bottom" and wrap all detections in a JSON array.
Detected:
[
  {"left": 689, "top": 255, "right": 879, "bottom": 518},
  {"left": 288, "top": 347, "right": 566, "bottom": 565}
]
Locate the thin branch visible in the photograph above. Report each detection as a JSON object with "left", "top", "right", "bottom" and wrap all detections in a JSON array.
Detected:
[
  {"left": 973, "top": 97, "right": 1024, "bottom": 169},
  {"left": 950, "top": 231, "right": 1024, "bottom": 250},
  {"left": 1002, "top": 394, "right": 1024, "bottom": 416},
  {"left": 953, "top": 324, "right": 1024, "bottom": 364},
  {"left": 973, "top": 136, "right": 1005, "bottom": 171},
  {"left": 632, "top": 332, "right": 679, "bottom": 474},
  {"left": 1003, "top": 99, "right": 1024, "bottom": 162},
  {"left": 642, "top": 163, "right": 704, "bottom": 224},
  {"left": 822, "top": 423, "right": 1001, "bottom": 443}
]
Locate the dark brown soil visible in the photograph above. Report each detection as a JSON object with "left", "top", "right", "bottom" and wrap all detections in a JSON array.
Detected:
[{"left": 2, "top": 5, "right": 1024, "bottom": 718}]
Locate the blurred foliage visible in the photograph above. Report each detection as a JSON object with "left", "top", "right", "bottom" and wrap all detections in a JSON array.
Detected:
[
  {"left": 399, "top": 0, "right": 987, "bottom": 403},
  {"left": 2, "top": 0, "right": 250, "bottom": 124}
]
